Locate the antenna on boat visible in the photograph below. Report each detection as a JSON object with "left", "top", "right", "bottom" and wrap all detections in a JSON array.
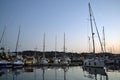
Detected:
[
  {"left": 43, "top": 33, "right": 45, "bottom": 58},
  {"left": 88, "top": 3, "right": 95, "bottom": 53},
  {"left": 15, "top": 26, "right": 21, "bottom": 55}
]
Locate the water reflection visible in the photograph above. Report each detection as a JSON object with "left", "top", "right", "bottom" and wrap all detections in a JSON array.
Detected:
[
  {"left": 40, "top": 66, "right": 69, "bottom": 80},
  {"left": 62, "top": 66, "right": 69, "bottom": 80},
  {"left": 12, "top": 68, "right": 24, "bottom": 80},
  {"left": 24, "top": 67, "right": 34, "bottom": 72},
  {"left": 0, "top": 66, "right": 120, "bottom": 80},
  {"left": 41, "top": 67, "right": 46, "bottom": 80},
  {"left": 24, "top": 66, "right": 69, "bottom": 80},
  {"left": 55, "top": 67, "right": 57, "bottom": 80},
  {"left": 82, "top": 67, "right": 108, "bottom": 80},
  {"left": 0, "top": 68, "right": 11, "bottom": 77},
  {"left": 106, "top": 65, "right": 120, "bottom": 72}
]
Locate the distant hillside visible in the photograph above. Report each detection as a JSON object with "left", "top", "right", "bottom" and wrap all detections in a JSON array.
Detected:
[{"left": 19, "top": 50, "right": 81, "bottom": 58}]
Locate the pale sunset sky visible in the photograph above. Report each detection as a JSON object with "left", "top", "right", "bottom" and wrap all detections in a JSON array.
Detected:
[{"left": 0, "top": 0, "right": 120, "bottom": 53}]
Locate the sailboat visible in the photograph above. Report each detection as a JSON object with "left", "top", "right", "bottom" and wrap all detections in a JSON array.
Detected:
[
  {"left": 61, "top": 33, "right": 71, "bottom": 65},
  {"left": 0, "top": 26, "right": 12, "bottom": 68},
  {"left": 40, "top": 33, "right": 48, "bottom": 64},
  {"left": 13, "top": 26, "right": 24, "bottom": 68},
  {"left": 0, "top": 60, "right": 12, "bottom": 68},
  {"left": 53, "top": 36, "right": 59, "bottom": 64},
  {"left": 83, "top": 3, "right": 104, "bottom": 68}
]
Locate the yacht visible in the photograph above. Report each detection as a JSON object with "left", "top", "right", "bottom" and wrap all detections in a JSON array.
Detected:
[
  {"left": 53, "top": 36, "right": 59, "bottom": 64},
  {"left": 40, "top": 33, "right": 48, "bottom": 64},
  {"left": 83, "top": 3, "right": 104, "bottom": 68},
  {"left": 13, "top": 57, "right": 24, "bottom": 68},
  {"left": 25, "top": 56, "right": 37, "bottom": 65},
  {"left": 13, "top": 26, "right": 24, "bottom": 68},
  {"left": 41, "top": 58, "right": 48, "bottom": 64},
  {"left": 60, "top": 33, "right": 71, "bottom": 65},
  {"left": 83, "top": 57, "right": 104, "bottom": 68},
  {"left": 0, "top": 27, "right": 12, "bottom": 68},
  {"left": 53, "top": 57, "right": 59, "bottom": 64},
  {"left": 0, "top": 60, "right": 12, "bottom": 68}
]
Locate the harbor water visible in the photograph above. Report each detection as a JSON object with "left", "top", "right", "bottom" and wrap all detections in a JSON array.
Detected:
[{"left": 0, "top": 66, "right": 120, "bottom": 80}]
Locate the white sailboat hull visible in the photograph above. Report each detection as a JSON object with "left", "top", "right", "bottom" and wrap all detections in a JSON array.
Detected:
[
  {"left": 83, "top": 58, "right": 104, "bottom": 68},
  {"left": 0, "top": 60, "right": 12, "bottom": 68},
  {"left": 41, "top": 58, "right": 48, "bottom": 64},
  {"left": 13, "top": 60, "right": 24, "bottom": 68}
]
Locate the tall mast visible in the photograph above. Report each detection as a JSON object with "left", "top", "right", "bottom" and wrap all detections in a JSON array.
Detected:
[
  {"left": 103, "top": 26, "right": 106, "bottom": 52},
  {"left": 88, "top": 3, "right": 95, "bottom": 53},
  {"left": 89, "top": 3, "right": 104, "bottom": 53},
  {"left": 55, "top": 35, "right": 57, "bottom": 58},
  {"left": 43, "top": 33, "right": 45, "bottom": 58},
  {"left": 88, "top": 36, "right": 91, "bottom": 52},
  {"left": 15, "top": 26, "right": 21, "bottom": 55},
  {"left": 64, "top": 33, "right": 65, "bottom": 53},
  {"left": 92, "top": 10, "right": 104, "bottom": 53},
  {"left": 63, "top": 33, "right": 66, "bottom": 57},
  {"left": 0, "top": 26, "right": 6, "bottom": 45}
]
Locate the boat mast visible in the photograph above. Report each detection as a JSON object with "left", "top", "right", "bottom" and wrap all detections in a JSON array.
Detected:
[
  {"left": 55, "top": 35, "right": 57, "bottom": 58},
  {"left": 43, "top": 33, "right": 45, "bottom": 58},
  {"left": 63, "top": 33, "right": 66, "bottom": 57},
  {"left": 88, "top": 36, "right": 91, "bottom": 52},
  {"left": 88, "top": 3, "right": 95, "bottom": 53},
  {"left": 92, "top": 10, "right": 104, "bottom": 53},
  {"left": 0, "top": 26, "right": 6, "bottom": 47},
  {"left": 89, "top": 3, "right": 104, "bottom": 53},
  {"left": 103, "top": 26, "right": 106, "bottom": 52},
  {"left": 15, "top": 26, "right": 21, "bottom": 55}
]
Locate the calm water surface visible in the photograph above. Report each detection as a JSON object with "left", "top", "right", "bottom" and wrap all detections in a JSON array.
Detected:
[{"left": 0, "top": 66, "right": 120, "bottom": 80}]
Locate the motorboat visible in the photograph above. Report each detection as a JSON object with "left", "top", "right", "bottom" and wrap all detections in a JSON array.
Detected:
[{"left": 25, "top": 56, "right": 37, "bottom": 65}]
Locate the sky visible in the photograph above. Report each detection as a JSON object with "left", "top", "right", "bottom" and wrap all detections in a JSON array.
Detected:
[{"left": 0, "top": 0, "right": 120, "bottom": 53}]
